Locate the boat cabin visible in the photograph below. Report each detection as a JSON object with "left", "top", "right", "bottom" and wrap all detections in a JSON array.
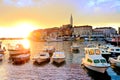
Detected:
[
  {"left": 84, "top": 48, "right": 108, "bottom": 65},
  {"left": 84, "top": 48, "right": 101, "bottom": 55}
]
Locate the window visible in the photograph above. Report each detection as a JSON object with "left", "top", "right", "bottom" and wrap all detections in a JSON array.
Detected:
[
  {"left": 116, "top": 49, "right": 120, "bottom": 51},
  {"left": 96, "top": 49, "right": 100, "bottom": 55},
  {"left": 89, "top": 49, "right": 94, "bottom": 55},
  {"left": 100, "top": 59, "right": 106, "bottom": 63},
  {"left": 94, "top": 59, "right": 100, "bottom": 63},
  {"left": 87, "top": 59, "right": 92, "bottom": 63},
  {"left": 111, "top": 49, "right": 114, "bottom": 51}
]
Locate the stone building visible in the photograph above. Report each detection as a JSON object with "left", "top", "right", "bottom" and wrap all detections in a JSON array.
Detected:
[
  {"left": 93, "top": 27, "right": 117, "bottom": 37},
  {"left": 73, "top": 25, "right": 92, "bottom": 37}
]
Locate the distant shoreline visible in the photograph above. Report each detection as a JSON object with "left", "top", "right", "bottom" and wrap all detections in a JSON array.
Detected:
[{"left": 0, "top": 38, "right": 25, "bottom": 40}]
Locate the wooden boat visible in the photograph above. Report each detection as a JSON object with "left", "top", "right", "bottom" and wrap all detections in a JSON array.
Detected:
[
  {"left": 81, "top": 47, "right": 110, "bottom": 73},
  {"left": 8, "top": 44, "right": 30, "bottom": 59},
  {"left": 33, "top": 52, "right": 50, "bottom": 64},
  {"left": 51, "top": 51, "right": 65, "bottom": 64},
  {"left": 9, "top": 49, "right": 30, "bottom": 57},
  {"left": 12, "top": 53, "right": 30, "bottom": 64}
]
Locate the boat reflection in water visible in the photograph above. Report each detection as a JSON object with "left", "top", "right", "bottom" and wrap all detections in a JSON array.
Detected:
[
  {"left": 81, "top": 64, "right": 111, "bottom": 80},
  {"left": 111, "top": 65, "right": 120, "bottom": 75}
]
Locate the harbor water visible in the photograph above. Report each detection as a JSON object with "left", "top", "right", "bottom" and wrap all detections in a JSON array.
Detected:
[{"left": 0, "top": 40, "right": 120, "bottom": 80}]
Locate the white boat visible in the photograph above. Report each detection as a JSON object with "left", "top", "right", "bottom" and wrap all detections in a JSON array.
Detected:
[
  {"left": 97, "top": 44, "right": 112, "bottom": 62},
  {"left": 71, "top": 44, "right": 80, "bottom": 53},
  {"left": 51, "top": 51, "right": 65, "bottom": 64},
  {"left": 107, "top": 46, "right": 120, "bottom": 57},
  {"left": 12, "top": 53, "right": 30, "bottom": 64},
  {"left": 82, "top": 47, "right": 110, "bottom": 73},
  {"left": 33, "top": 52, "right": 50, "bottom": 64},
  {"left": 109, "top": 55, "right": 120, "bottom": 67}
]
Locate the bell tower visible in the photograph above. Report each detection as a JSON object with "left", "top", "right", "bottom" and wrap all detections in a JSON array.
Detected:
[{"left": 70, "top": 14, "right": 73, "bottom": 27}]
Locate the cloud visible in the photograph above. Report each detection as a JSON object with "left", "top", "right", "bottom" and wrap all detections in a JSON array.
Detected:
[
  {"left": 3, "top": 0, "right": 36, "bottom": 7},
  {"left": 86, "top": 0, "right": 120, "bottom": 13}
]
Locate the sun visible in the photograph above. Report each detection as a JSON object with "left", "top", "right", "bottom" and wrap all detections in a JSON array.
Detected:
[{"left": 14, "top": 22, "right": 37, "bottom": 38}]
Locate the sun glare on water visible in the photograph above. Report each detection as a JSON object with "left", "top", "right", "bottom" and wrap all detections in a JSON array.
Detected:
[{"left": 21, "top": 39, "right": 30, "bottom": 49}]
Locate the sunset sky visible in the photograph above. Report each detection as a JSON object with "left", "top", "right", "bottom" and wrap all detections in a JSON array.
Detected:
[{"left": 0, "top": 0, "right": 120, "bottom": 37}]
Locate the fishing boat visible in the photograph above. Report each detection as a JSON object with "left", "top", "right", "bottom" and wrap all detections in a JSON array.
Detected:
[
  {"left": 81, "top": 47, "right": 110, "bottom": 73},
  {"left": 33, "top": 52, "right": 50, "bottom": 64},
  {"left": 12, "top": 53, "right": 30, "bottom": 64},
  {"left": 109, "top": 55, "right": 120, "bottom": 67},
  {"left": 51, "top": 51, "right": 65, "bottom": 64}
]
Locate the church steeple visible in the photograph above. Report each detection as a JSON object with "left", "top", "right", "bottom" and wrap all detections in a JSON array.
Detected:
[{"left": 70, "top": 14, "right": 73, "bottom": 27}]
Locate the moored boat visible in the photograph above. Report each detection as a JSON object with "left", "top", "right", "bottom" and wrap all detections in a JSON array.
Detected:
[
  {"left": 81, "top": 47, "right": 110, "bottom": 73},
  {"left": 107, "top": 46, "right": 120, "bottom": 57},
  {"left": 12, "top": 53, "right": 30, "bottom": 64},
  {"left": 51, "top": 51, "right": 65, "bottom": 64},
  {"left": 33, "top": 52, "right": 50, "bottom": 64},
  {"left": 8, "top": 44, "right": 30, "bottom": 59},
  {"left": 97, "top": 44, "right": 113, "bottom": 63},
  {"left": 109, "top": 55, "right": 120, "bottom": 67}
]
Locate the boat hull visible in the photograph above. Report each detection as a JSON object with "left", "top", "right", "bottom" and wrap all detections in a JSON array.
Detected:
[
  {"left": 83, "top": 63, "right": 109, "bottom": 73},
  {"left": 34, "top": 58, "right": 50, "bottom": 64},
  {"left": 109, "top": 57, "right": 120, "bottom": 67},
  {"left": 52, "top": 58, "right": 65, "bottom": 64},
  {"left": 102, "top": 54, "right": 111, "bottom": 63},
  {"left": 12, "top": 54, "right": 30, "bottom": 64}
]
